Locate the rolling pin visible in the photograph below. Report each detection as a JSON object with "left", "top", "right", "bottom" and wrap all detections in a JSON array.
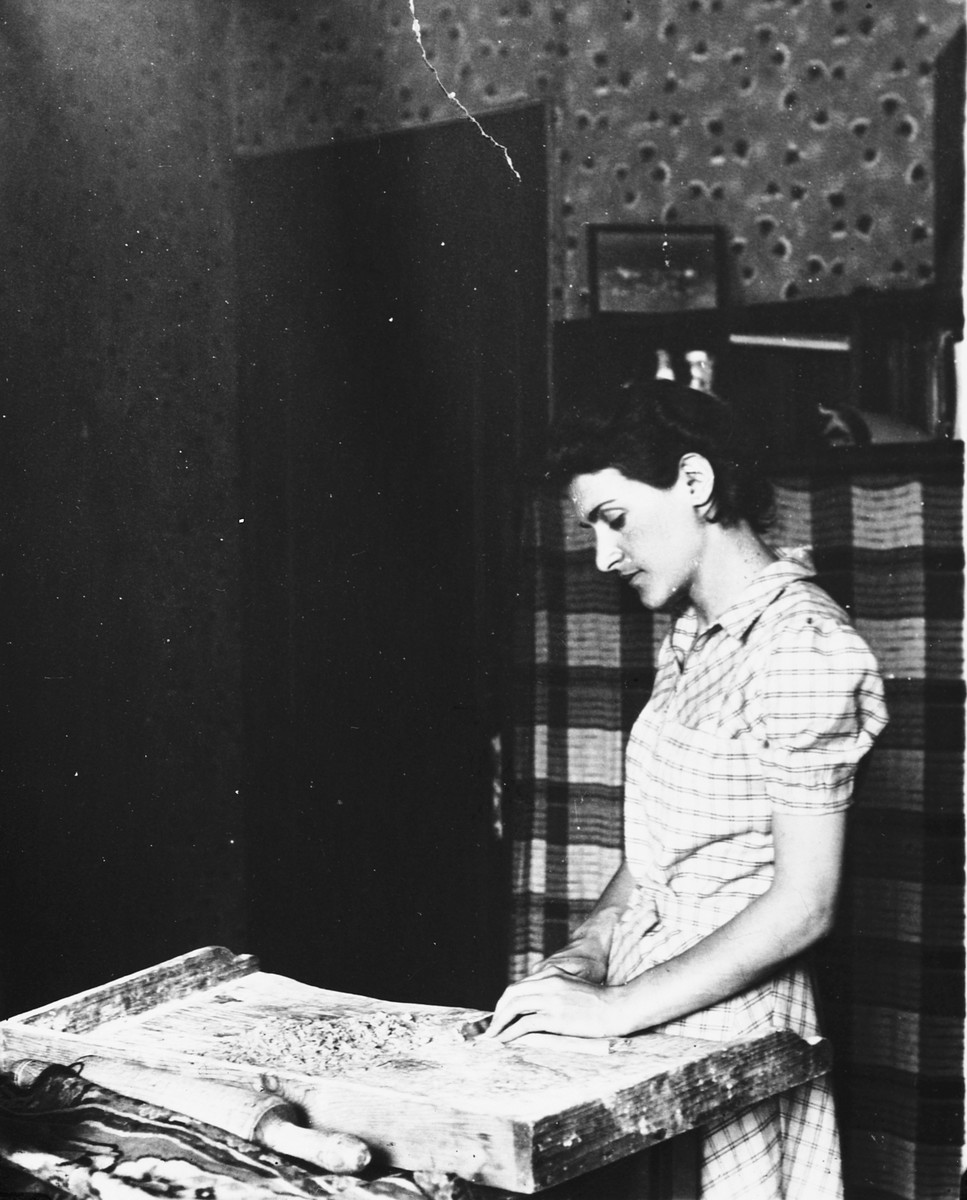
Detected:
[{"left": 7, "top": 1057, "right": 371, "bottom": 1174}]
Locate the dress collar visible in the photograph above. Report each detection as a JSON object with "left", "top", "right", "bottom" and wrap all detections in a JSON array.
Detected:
[{"left": 669, "top": 548, "right": 816, "bottom": 663}]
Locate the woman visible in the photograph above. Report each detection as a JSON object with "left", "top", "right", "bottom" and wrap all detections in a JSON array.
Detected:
[{"left": 484, "top": 381, "right": 888, "bottom": 1199}]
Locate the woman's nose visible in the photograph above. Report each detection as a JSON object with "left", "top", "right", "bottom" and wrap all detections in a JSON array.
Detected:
[{"left": 594, "top": 530, "right": 622, "bottom": 573}]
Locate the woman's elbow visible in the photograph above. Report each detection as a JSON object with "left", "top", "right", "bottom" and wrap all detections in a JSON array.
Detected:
[
  {"left": 806, "top": 898, "right": 838, "bottom": 943},
  {"left": 781, "top": 886, "right": 840, "bottom": 952}
]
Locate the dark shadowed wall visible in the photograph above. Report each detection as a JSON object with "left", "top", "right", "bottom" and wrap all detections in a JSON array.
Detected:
[{"left": 0, "top": 1, "right": 243, "bottom": 1014}]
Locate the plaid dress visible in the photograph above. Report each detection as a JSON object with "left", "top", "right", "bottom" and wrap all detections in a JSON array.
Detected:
[{"left": 606, "top": 552, "right": 888, "bottom": 1200}]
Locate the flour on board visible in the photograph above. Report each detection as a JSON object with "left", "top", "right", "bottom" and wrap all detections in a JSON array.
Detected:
[{"left": 212, "top": 1010, "right": 467, "bottom": 1074}]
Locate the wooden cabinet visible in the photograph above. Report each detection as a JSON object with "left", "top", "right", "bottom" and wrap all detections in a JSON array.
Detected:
[{"left": 235, "top": 107, "right": 548, "bottom": 1011}]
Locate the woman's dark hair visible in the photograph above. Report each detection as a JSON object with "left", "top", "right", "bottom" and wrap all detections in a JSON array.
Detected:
[{"left": 545, "top": 379, "right": 774, "bottom": 532}]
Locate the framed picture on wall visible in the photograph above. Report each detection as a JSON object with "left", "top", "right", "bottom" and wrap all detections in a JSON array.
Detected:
[{"left": 588, "top": 224, "right": 728, "bottom": 316}]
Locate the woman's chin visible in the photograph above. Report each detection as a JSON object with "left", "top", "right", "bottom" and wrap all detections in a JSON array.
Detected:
[{"left": 639, "top": 581, "right": 690, "bottom": 617}]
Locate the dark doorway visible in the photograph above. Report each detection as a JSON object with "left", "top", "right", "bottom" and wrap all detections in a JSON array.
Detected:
[{"left": 235, "top": 104, "right": 548, "bottom": 1010}]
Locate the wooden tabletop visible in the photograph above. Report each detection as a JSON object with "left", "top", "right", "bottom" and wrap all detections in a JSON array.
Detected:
[{"left": 0, "top": 947, "right": 832, "bottom": 1195}]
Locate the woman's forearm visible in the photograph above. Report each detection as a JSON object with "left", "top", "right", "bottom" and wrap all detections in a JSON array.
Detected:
[
  {"left": 524, "top": 860, "right": 642, "bottom": 986},
  {"left": 568, "top": 858, "right": 639, "bottom": 949},
  {"left": 609, "top": 806, "right": 846, "bottom": 1033},
  {"left": 613, "top": 872, "right": 837, "bottom": 1032},
  {"left": 487, "top": 811, "right": 845, "bottom": 1044},
  {"left": 485, "top": 881, "right": 830, "bottom": 1044}
]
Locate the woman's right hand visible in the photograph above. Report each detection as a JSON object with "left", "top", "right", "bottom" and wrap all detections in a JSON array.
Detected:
[
  {"left": 526, "top": 860, "right": 639, "bottom": 986},
  {"left": 528, "top": 936, "right": 609, "bottom": 985}
]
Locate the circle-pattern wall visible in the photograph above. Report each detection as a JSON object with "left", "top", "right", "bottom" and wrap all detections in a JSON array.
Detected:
[{"left": 230, "top": 0, "right": 964, "bottom": 320}]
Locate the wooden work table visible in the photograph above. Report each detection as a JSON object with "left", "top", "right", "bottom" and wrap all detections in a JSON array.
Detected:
[{"left": 0, "top": 947, "right": 831, "bottom": 1200}]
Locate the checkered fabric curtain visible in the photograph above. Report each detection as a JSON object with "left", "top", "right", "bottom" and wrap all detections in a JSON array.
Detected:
[
  {"left": 507, "top": 451, "right": 964, "bottom": 1200},
  {"left": 773, "top": 459, "right": 965, "bottom": 1200},
  {"left": 507, "top": 489, "right": 657, "bottom": 978}
]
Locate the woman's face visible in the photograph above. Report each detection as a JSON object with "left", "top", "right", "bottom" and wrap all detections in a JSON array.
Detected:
[{"left": 570, "top": 466, "right": 706, "bottom": 612}]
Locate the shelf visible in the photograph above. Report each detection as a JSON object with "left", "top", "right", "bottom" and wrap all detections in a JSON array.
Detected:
[
  {"left": 771, "top": 438, "right": 963, "bottom": 479},
  {"left": 554, "top": 283, "right": 961, "bottom": 454}
]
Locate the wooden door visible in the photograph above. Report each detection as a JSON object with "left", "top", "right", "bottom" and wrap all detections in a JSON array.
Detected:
[{"left": 235, "top": 105, "right": 547, "bottom": 1009}]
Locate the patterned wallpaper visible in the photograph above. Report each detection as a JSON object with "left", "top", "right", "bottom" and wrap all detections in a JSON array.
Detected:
[{"left": 229, "top": 0, "right": 965, "bottom": 320}]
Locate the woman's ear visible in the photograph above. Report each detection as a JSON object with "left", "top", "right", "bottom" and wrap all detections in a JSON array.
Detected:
[{"left": 678, "top": 453, "right": 716, "bottom": 512}]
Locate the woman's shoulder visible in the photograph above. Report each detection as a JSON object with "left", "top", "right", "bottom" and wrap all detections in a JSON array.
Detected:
[
  {"left": 744, "top": 575, "right": 883, "bottom": 672},
  {"left": 757, "top": 576, "right": 855, "bottom": 636}
]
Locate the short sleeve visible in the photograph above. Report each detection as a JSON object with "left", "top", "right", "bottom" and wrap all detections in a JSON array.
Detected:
[{"left": 755, "top": 609, "right": 889, "bottom": 814}]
